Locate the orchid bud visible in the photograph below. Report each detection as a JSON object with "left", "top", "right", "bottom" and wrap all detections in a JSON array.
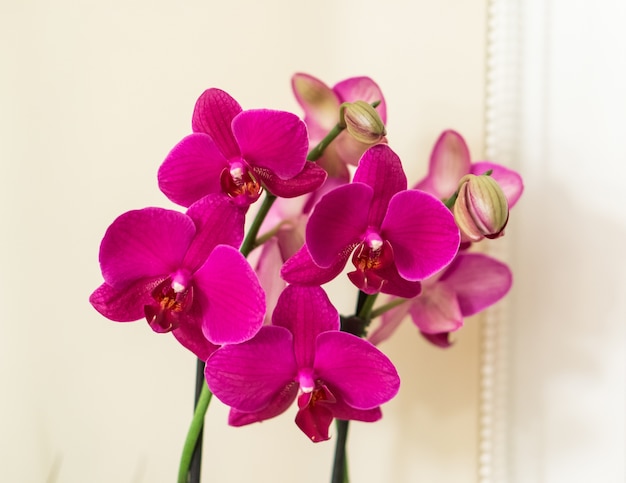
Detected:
[
  {"left": 340, "top": 100, "right": 386, "bottom": 144},
  {"left": 453, "top": 173, "right": 509, "bottom": 242}
]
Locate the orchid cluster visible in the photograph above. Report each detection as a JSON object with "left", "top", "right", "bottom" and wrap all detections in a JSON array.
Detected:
[{"left": 90, "top": 73, "right": 523, "bottom": 482}]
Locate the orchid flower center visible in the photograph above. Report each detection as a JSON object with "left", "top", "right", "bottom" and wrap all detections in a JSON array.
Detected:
[
  {"left": 348, "top": 231, "right": 395, "bottom": 293},
  {"left": 352, "top": 231, "right": 393, "bottom": 272},
  {"left": 298, "top": 380, "right": 336, "bottom": 409},
  {"left": 220, "top": 159, "right": 263, "bottom": 205},
  {"left": 144, "top": 271, "right": 193, "bottom": 333}
]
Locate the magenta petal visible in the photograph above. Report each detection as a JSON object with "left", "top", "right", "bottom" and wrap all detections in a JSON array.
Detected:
[
  {"left": 233, "top": 110, "right": 308, "bottom": 179},
  {"left": 254, "top": 238, "right": 286, "bottom": 325},
  {"left": 172, "top": 304, "right": 220, "bottom": 361},
  {"left": 192, "top": 88, "right": 242, "bottom": 159},
  {"left": 440, "top": 252, "right": 512, "bottom": 316},
  {"left": 330, "top": 399, "right": 382, "bottom": 423},
  {"left": 205, "top": 326, "right": 296, "bottom": 412},
  {"left": 99, "top": 208, "right": 195, "bottom": 288},
  {"left": 428, "top": 130, "right": 472, "bottom": 199},
  {"left": 295, "top": 391, "right": 334, "bottom": 443},
  {"left": 378, "top": 266, "right": 422, "bottom": 298},
  {"left": 228, "top": 383, "right": 299, "bottom": 426},
  {"left": 182, "top": 195, "right": 245, "bottom": 271},
  {"left": 422, "top": 331, "right": 454, "bottom": 348},
  {"left": 306, "top": 183, "right": 372, "bottom": 268},
  {"left": 89, "top": 279, "right": 161, "bottom": 322},
  {"left": 408, "top": 283, "right": 463, "bottom": 334},
  {"left": 280, "top": 244, "right": 349, "bottom": 286},
  {"left": 254, "top": 161, "right": 327, "bottom": 198},
  {"left": 333, "top": 76, "right": 387, "bottom": 123},
  {"left": 353, "top": 144, "right": 407, "bottom": 227},
  {"left": 382, "top": 190, "right": 459, "bottom": 280},
  {"left": 158, "top": 133, "right": 226, "bottom": 207},
  {"left": 272, "top": 285, "right": 339, "bottom": 368},
  {"left": 471, "top": 161, "right": 524, "bottom": 208},
  {"left": 193, "top": 245, "right": 265, "bottom": 345},
  {"left": 314, "top": 332, "right": 400, "bottom": 410}
]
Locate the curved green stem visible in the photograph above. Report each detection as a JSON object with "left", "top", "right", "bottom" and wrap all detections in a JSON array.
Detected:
[
  {"left": 369, "top": 297, "right": 408, "bottom": 320},
  {"left": 178, "top": 384, "right": 213, "bottom": 483},
  {"left": 240, "top": 193, "right": 277, "bottom": 256},
  {"left": 307, "top": 124, "right": 345, "bottom": 161}
]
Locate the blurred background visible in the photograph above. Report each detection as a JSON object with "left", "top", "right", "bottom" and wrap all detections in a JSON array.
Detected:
[{"left": 0, "top": 1, "right": 623, "bottom": 482}]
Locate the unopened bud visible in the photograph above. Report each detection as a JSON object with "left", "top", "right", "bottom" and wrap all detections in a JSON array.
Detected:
[
  {"left": 453, "top": 173, "right": 509, "bottom": 242},
  {"left": 340, "top": 101, "right": 386, "bottom": 145}
]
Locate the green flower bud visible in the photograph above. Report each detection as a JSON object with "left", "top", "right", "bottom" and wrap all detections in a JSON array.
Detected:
[
  {"left": 340, "top": 100, "right": 386, "bottom": 145},
  {"left": 453, "top": 173, "right": 509, "bottom": 242}
]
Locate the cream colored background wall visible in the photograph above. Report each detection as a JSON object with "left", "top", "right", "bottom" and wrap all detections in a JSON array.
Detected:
[
  {"left": 0, "top": 1, "right": 488, "bottom": 482},
  {"left": 508, "top": 1, "right": 626, "bottom": 482}
]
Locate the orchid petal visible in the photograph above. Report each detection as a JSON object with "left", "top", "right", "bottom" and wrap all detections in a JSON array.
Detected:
[
  {"left": 382, "top": 190, "right": 459, "bottom": 280},
  {"left": 471, "top": 161, "right": 524, "bottom": 208},
  {"left": 253, "top": 161, "right": 327, "bottom": 198},
  {"left": 182, "top": 194, "right": 245, "bottom": 271},
  {"left": 333, "top": 131, "right": 385, "bottom": 167},
  {"left": 314, "top": 332, "right": 400, "bottom": 410},
  {"left": 333, "top": 76, "right": 387, "bottom": 123},
  {"left": 421, "top": 331, "right": 453, "bottom": 348},
  {"left": 272, "top": 285, "right": 339, "bottom": 368},
  {"left": 99, "top": 208, "right": 195, "bottom": 288},
  {"left": 291, "top": 73, "right": 339, "bottom": 139},
  {"left": 172, "top": 305, "right": 220, "bottom": 361},
  {"left": 228, "top": 383, "right": 299, "bottom": 426},
  {"left": 408, "top": 283, "right": 463, "bottom": 334},
  {"left": 440, "top": 252, "right": 512, "bottom": 316},
  {"left": 193, "top": 245, "right": 265, "bottom": 345},
  {"left": 331, "top": 399, "right": 382, "bottom": 423},
  {"left": 295, "top": 391, "right": 334, "bottom": 443},
  {"left": 89, "top": 279, "right": 161, "bottom": 322},
  {"left": 254, "top": 238, "right": 286, "bottom": 325},
  {"left": 353, "top": 144, "right": 407, "bottom": 227},
  {"left": 378, "top": 266, "right": 423, "bottom": 298},
  {"left": 306, "top": 183, "right": 372, "bottom": 268},
  {"left": 233, "top": 109, "right": 308, "bottom": 179},
  {"left": 280, "top": 244, "right": 349, "bottom": 286},
  {"left": 205, "top": 326, "right": 296, "bottom": 412},
  {"left": 426, "top": 130, "right": 472, "bottom": 199},
  {"left": 192, "top": 88, "right": 242, "bottom": 159},
  {"left": 158, "top": 133, "right": 226, "bottom": 207}
]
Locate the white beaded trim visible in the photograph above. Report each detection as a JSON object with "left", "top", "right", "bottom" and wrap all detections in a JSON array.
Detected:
[{"left": 480, "top": 0, "right": 520, "bottom": 481}]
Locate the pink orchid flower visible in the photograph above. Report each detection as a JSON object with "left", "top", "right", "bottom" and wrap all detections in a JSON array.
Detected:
[
  {"left": 292, "top": 73, "right": 387, "bottom": 181},
  {"left": 368, "top": 252, "right": 512, "bottom": 348},
  {"left": 415, "top": 129, "right": 524, "bottom": 207},
  {"left": 281, "top": 144, "right": 460, "bottom": 298},
  {"left": 205, "top": 285, "right": 400, "bottom": 442},
  {"left": 158, "top": 88, "right": 326, "bottom": 207},
  {"left": 89, "top": 195, "right": 265, "bottom": 356}
]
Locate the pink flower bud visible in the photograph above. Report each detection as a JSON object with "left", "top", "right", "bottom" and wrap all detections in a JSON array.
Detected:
[
  {"left": 340, "top": 100, "right": 386, "bottom": 145},
  {"left": 453, "top": 173, "right": 509, "bottom": 242}
]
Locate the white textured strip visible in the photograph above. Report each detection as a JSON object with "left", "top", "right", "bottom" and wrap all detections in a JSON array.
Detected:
[{"left": 480, "top": 0, "right": 521, "bottom": 482}]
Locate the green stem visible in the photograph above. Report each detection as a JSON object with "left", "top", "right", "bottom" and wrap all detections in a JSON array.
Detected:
[
  {"left": 369, "top": 297, "right": 408, "bottom": 320},
  {"left": 240, "top": 193, "right": 277, "bottom": 256},
  {"left": 357, "top": 293, "right": 378, "bottom": 321},
  {"left": 331, "top": 419, "right": 350, "bottom": 483},
  {"left": 177, "top": 384, "right": 213, "bottom": 483},
  {"left": 307, "top": 124, "right": 345, "bottom": 161}
]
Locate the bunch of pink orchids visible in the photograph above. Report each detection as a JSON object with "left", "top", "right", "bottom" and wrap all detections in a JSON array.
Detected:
[{"left": 90, "top": 73, "right": 523, "bottom": 483}]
